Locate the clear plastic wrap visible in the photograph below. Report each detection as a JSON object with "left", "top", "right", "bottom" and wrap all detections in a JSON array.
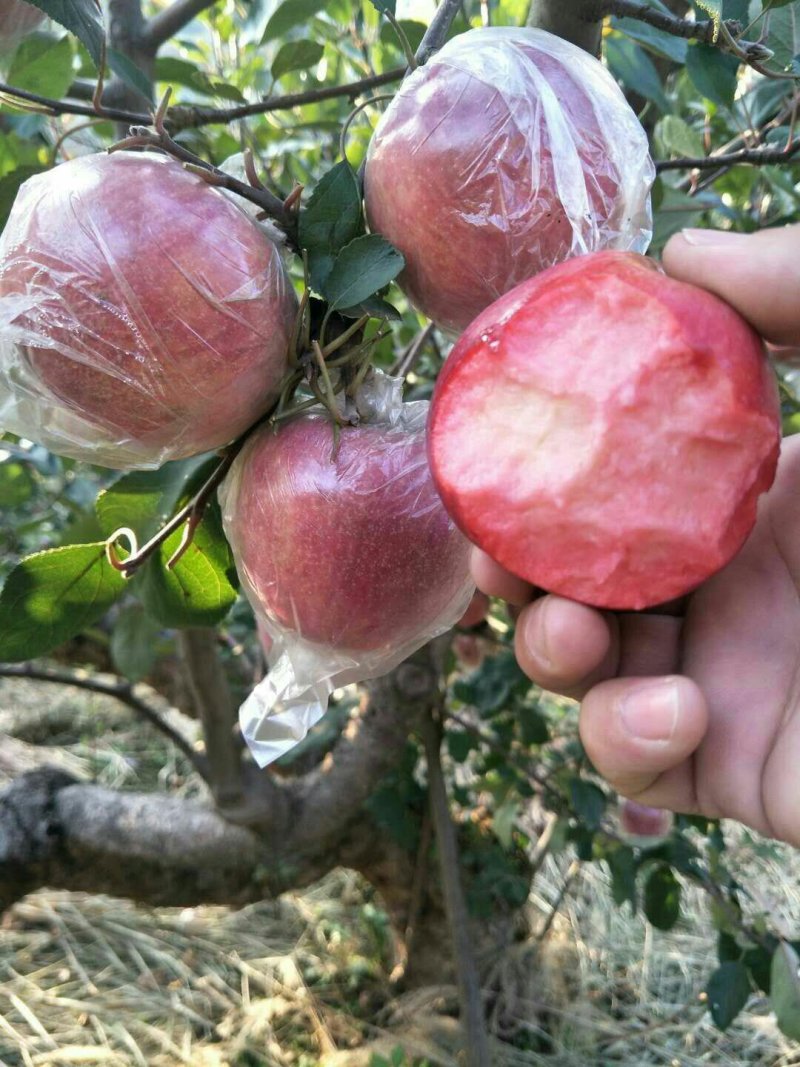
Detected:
[
  {"left": 0, "top": 151, "right": 296, "bottom": 470},
  {"left": 219, "top": 373, "right": 475, "bottom": 767},
  {"left": 0, "top": 0, "right": 45, "bottom": 56},
  {"left": 365, "top": 26, "right": 655, "bottom": 335}
]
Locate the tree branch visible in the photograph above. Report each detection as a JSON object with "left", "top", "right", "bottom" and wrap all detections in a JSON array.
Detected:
[
  {"left": 141, "top": 0, "right": 221, "bottom": 53},
  {"left": 416, "top": 0, "right": 463, "bottom": 65},
  {"left": 422, "top": 712, "right": 491, "bottom": 1066},
  {"left": 657, "top": 139, "right": 800, "bottom": 171},
  {"left": 0, "top": 662, "right": 205, "bottom": 776},
  {"left": 604, "top": 1, "right": 743, "bottom": 45},
  {"left": 527, "top": 0, "right": 603, "bottom": 56}
]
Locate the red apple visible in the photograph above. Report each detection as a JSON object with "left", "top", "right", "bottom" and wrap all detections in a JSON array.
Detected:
[
  {"left": 0, "top": 152, "right": 296, "bottom": 469},
  {"left": 619, "top": 800, "right": 674, "bottom": 842},
  {"left": 364, "top": 26, "right": 653, "bottom": 334},
  {"left": 0, "top": 0, "right": 44, "bottom": 48},
  {"left": 428, "top": 251, "right": 781, "bottom": 611},
  {"left": 221, "top": 411, "right": 472, "bottom": 653}
]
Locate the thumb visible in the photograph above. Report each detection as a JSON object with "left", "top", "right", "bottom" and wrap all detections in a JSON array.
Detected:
[{"left": 662, "top": 225, "right": 800, "bottom": 347}]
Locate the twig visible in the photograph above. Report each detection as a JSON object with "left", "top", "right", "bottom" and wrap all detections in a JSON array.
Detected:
[
  {"left": 110, "top": 95, "right": 296, "bottom": 239},
  {"left": 657, "top": 139, "right": 800, "bottom": 171},
  {"left": 391, "top": 322, "right": 435, "bottom": 378},
  {"left": 421, "top": 710, "right": 491, "bottom": 1067},
  {"left": 604, "top": 1, "right": 744, "bottom": 45},
  {"left": 141, "top": 0, "right": 221, "bottom": 52},
  {"left": 0, "top": 662, "right": 205, "bottom": 776},
  {"left": 416, "top": 0, "right": 464, "bottom": 65},
  {"left": 535, "top": 858, "right": 581, "bottom": 941},
  {"left": 0, "top": 69, "right": 404, "bottom": 132}
]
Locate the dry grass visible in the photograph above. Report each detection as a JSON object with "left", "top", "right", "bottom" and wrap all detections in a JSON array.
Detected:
[{"left": 2, "top": 676, "right": 800, "bottom": 1066}]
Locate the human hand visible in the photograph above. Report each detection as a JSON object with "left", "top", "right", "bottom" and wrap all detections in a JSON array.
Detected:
[{"left": 473, "top": 225, "right": 800, "bottom": 846}]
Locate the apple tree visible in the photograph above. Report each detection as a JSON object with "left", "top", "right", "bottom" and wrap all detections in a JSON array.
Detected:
[{"left": 1, "top": 0, "right": 800, "bottom": 1057}]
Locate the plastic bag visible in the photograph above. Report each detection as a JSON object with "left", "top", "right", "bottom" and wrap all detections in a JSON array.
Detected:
[
  {"left": 219, "top": 373, "right": 474, "bottom": 768},
  {"left": 0, "top": 1, "right": 45, "bottom": 57},
  {"left": 0, "top": 151, "right": 296, "bottom": 470},
  {"left": 365, "top": 26, "right": 655, "bottom": 334}
]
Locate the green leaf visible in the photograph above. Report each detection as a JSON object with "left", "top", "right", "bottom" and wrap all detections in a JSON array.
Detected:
[
  {"left": 110, "top": 602, "right": 162, "bottom": 682},
  {"left": 138, "top": 502, "right": 237, "bottom": 628},
  {"left": 447, "top": 730, "right": 474, "bottom": 763},
  {"left": 0, "top": 167, "right": 45, "bottom": 232},
  {"left": 0, "top": 461, "right": 35, "bottom": 506},
  {"left": 271, "top": 39, "right": 324, "bottom": 81},
  {"left": 96, "top": 457, "right": 213, "bottom": 541},
  {"left": 339, "top": 295, "right": 401, "bottom": 321},
  {"left": 299, "top": 160, "right": 363, "bottom": 255},
  {"left": 452, "top": 650, "right": 528, "bottom": 715},
  {"left": 762, "top": 5, "right": 800, "bottom": 69},
  {"left": 323, "top": 234, "right": 404, "bottom": 311},
  {"left": 569, "top": 778, "right": 607, "bottom": 830},
  {"left": 643, "top": 863, "right": 681, "bottom": 930},
  {"left": 706, "top": 962, "right": 751, "bottom": 1029},
  {"left": 607, "top": 846, "right": 638, "bottom": 910},
  {"left": 492, "top": 799, "right": 520, "bottom": 850},
  {"left": 518, "top": 703, "right": 549, "bottom": 746},
  {"left": 379, "top": 18, "right": 426, "bottom": 52},
  {"left": 107, "top": 48, "right": 151, "bottom": 98},
  {"left": 0, "top": 544, "right": 125, "bottom": 661},
  {"left": 656, "top": 115, "right": 705, "bottom": 158},
  {"left": 771, "top": 942, "right": 800, "bottom": 1041},
  {"left": 613, "top": 16, "right": 688, "bottom": 63},
  {"left": 23, "top": 0, "right": 105, "bottom": 66},
  {"left": 686, "top": 43, "right": 739, "bottom": 108},
  {"left": 154, "top": 57, "right": 244, "bottom": 101},
  {"left": 605, "top": 35, "right": 669, "bottom": 111},
  {"left": 261, "top": 0, "right": 329, "bottom": 42},
  {"left": 7, "top": 32, "right": 73, "bottom": 100},
  {"left": 370, "top": 0, "right": 397, "bottom": 13}
]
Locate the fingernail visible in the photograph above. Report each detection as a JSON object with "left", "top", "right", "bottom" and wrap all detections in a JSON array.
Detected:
[
  {"left": 617, "top": 679, "right": 681, "bottom": 743},
  {"left": 528, "top": 597, "right": 553, "bottom": 669},
  {"left": 680, "top": 228, "right": 750, "bottom": 247}
]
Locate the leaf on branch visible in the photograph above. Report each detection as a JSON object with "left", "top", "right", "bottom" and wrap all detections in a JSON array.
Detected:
[
  {"left": 569, "top": 778, "right": 607, "bottom": 830},
  {"left": 0, "top": 544, "right": 126, "bottom": 661},
  {"left": 771, "top": 941, "right": 800, "bottom": 1041},
  {"left": 605, "top": 35, "right": 669, "bottom": 111},
  {"left": 370, "top": 0, "right": 397, "bottom": 14},
  {"left": 7, "top": 32, "right": 73, "bottom": 100},
  {"left": 705, "top": 961, "right": 752, "bottom": 1029},
  {"left": 138, "top": 501, "right": 238, "bottom": 628},
  {"left": 323, "top": 234, "right": 404, "bottom": 311},
  {"left": 154, "top": 58, "right": 244, "bottom": 102},
  {"left": 612, "top": 17, "right": 688, "bottom": 64},
  {"left": 656, "top": 115, "right": 705, "bottom": 158},
  {"left": 261, "top": 0, "right": 331, "bottom": 43},
  {"left": 23, "top": 0, "right": 105, "bottom": 67},
  {"left": 110, "top": 602, "right": 163, "bottom": 682},
  {"left": 643, "top": 863, "right": 682, "bottom": 930},
  {"left": 107, "top": 48, "right": 152, "bottom": 99},
  {"left": 271, "top": 40, "right": 325, "bottom": 82},
  {"left": 686, "top": 43, "right": 739, "bottom": 109},
  {"left": 96, "top": 457, "right": 214, "bottom": 542},
  {"left": 299, "top": 159, "right": 363, "bottom": 257}
]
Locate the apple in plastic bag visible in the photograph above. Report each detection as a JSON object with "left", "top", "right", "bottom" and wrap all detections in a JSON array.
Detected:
[
  {"left": 223, "top": 413, "right": 472, "bottom": 653},
  {"left": 428, "top": 251, "right": 781, "bottom": 611},
  {"left": 0, "top": 152, "right": 296, "bottom": 469},
  {"left": 365, "top": 27, "right": 654, "bottom": 334}
]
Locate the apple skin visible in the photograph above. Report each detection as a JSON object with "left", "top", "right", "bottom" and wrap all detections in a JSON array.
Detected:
[
  {"left": 619, "top": 800, "right": 674, "bottom": 842},
  {"left": 222, "top": 412, "right": 473, "bottom": 653},
  {"left": 364, "top": 27, "right": 653, "bottom": 335},
  {"left": 0, "top": 0, "right": 44, "bottom": 47},
  {"left": 427, "top": 251, "right": 781, "bottom": 611},
  {"left": 0, "top": 152, "right": 296, "bottom": 469}
]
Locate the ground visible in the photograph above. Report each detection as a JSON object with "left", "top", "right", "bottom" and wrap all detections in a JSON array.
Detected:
[{"left": 1, "top": 677, "right": 798, "bottom": 1067}]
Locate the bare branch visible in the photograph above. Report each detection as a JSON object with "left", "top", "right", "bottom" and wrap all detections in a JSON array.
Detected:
[
  {"left": 0, "top": 69, "right": 403, "bottom": 132},
  {"left": 421, "top": 712, "right": 491, "bottom": 1066},
  {"left": 141, "top": 0, "right": 220, "bottom": 53},
  {"left": 657, "top": 139, "right": 800, "bottom": 171},
  {"left": 0, "top": 662, "right": 205, "bottom": 776},
  {"left": 416, "top": 0, "right": 464, "bottom": 65}
]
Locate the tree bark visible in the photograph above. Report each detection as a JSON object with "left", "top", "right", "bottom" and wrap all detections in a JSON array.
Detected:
[{"left": 526, "top": 0, "right": 603, "bottom": 55}]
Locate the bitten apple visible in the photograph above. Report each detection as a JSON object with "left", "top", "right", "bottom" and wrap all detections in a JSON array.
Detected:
[
  {"left": 0, "top": 152, "right": 296, "bottom": 469},
  {"left": 222, "top": 412, "right": 472, "bottom": 653},
  {"left": 365, "top": 27, "right": 653, "bottom": 334},
  {"left": 428, "top": 251, "right": 781, "bottom": 611}
]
